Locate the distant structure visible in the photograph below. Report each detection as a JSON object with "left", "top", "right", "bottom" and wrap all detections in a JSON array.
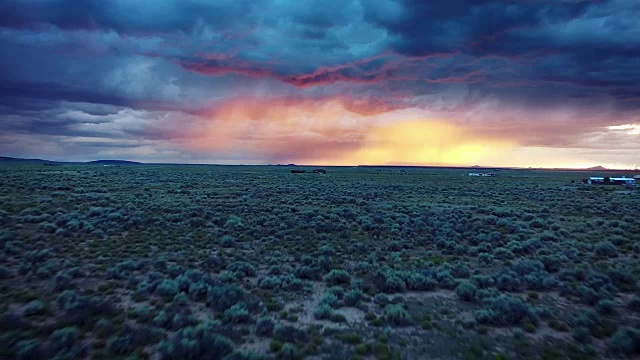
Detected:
[
  {"left": 291, "top": 169, "right": 327, "bottom": 174},
  {"left": 586, "top": 177, "right": 635, "bottom": 185},
  {"left": 469, "top": 172, "right": 498, "bottom": 177}
]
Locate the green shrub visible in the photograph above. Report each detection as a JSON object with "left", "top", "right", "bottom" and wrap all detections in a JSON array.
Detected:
[
  {"left": 373, "top": 269, "right": 407, "bottom": 293},
  {"left": 130, "top": 305, "right": 152, "bottom": 320},
  {"left": 93, "top": 318, "right": 113, "bottom": 338},
  {"left": 256, "top": 316, "right": 275, "bottom": 336},
  {"left": 273, "top": 325, "right": 308, "bottom": 343},
  {"left": 278, "top": 343, "right": 298, "bottom": 360},
  {"left": 155, "top": 279, "right": 179, "bottom": 298},
  {"left": 629, "top": 296, "right": 640, "bottom": 312},
  {"left": 573, "top": 327, "right": 591, "bottom": 344},
  {"left": 495, "top": 272, "right": 521, "bottom": 292},
  {"left": 373, "top": 293, "right": 389, "bottom": 305},
  {"left": 224, "top": 350, "right": 273, "bottom": 360},
  {"left": 548, "top": 319, "right": 568, "bottom": 332},
  {"left": 339, "top": 332, "right": 362, "bottom": 344},
  {"left": 270, "top": 340, "right": 283, "bottom": 352},
  {"left": 471, "top": 275, "right": 495, "bottom": 289},
  {"left": 317, "top": 244, "right": 334, "bottom": 255},
  {"left": 324, "top": 270, "right": 351, "bottom": 286},
  {"left": 15, "top": 339, "right": 50, "bottom": 360},
  {"left": 608, "top": 327, "right": 640, "bottom": 355},
  {"left": 331, "top": 313, "right": 347, "bottom": 323},
  {"left": 313, "top": 304, "right": 332, "bottom": 320},
  {"left": 259, "top": 275, "right": 307, "bottom": 291},
  {"left": 220, "top": 235, "right": 235, "bottom": 247},
  {"left": 344, "top": 289, "right": 365, "bottom": 307},
  {"left": 153, "top": 310, "right": 169, "bottom": 328},
  {"left": 295, "top": 265, "right": 321, "bottom": 280},
  {"left": 319, "top": 292, "right": 339, "bottom": 308},
  {"left": 595, "top": 299, "right": 616, "bottom": 315},
  {"left": 384, "top": 304, "right": 411, "bottom": 326},
  {"left": 475, "top": 294, "right": 538, "bottom": 326},
  {"left": 594, "top": 241, "right": 618, "bottom": 257},
  {"left": 229, "top": 261, "right": 256, "bottom": 277},
  {"left": 355, "top": 343, "right": 370, "bottom": 354},
  {"left": 0, "top": 266, "right": 10, "bottom": 279},
  {"left": 523, "top": 322, "right": 537, "bottom": 333},
  {"left": 108, "top": 324, "right": 159, "bottom": 355},
  {"left": 156, "top": 322, "right": 233, "bottom": 359},
  {"left": 455, "top": 281, "right": 478, "bottom": 302},
  {"left": 23, "top": 300, "right": 46, "bottom": 316},
  {"left": 49, "top": 326, "right": 79, "bottom": 352},
  {"left": 207, "top": 283, "right": 251, "bottom": 312},
  {"left": 224, "top": 304, "right": 250, "bottom": 323}
]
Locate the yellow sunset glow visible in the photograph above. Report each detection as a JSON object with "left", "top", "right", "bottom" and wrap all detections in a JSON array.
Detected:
[
  {"left": 316, "top": 120, "right": 515, "bottom": 165},
  {"left": 178, "top": 98, "right": 636, "bottom": 169},
  {"left": 183, "top": 98, "right": 516, "bottom": 166}
]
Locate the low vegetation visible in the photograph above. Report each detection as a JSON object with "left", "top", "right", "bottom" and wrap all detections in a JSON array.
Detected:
[{"left": 0, "top": 164, "right": 639, "bottom": 359}]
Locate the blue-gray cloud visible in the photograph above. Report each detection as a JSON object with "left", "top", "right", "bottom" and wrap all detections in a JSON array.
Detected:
[
  {"left": 0, "top": 0, "right": 638, "bottom": 163},
  {"left": 0, "top": 0, "right": 257, "bottom": 34}
]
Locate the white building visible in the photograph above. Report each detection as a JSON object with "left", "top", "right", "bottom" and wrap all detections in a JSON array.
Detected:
[
  {"left": 469, "top": 172, "right": 497, "bottom": 177},
  {"left": 587, "top": 177, "right": 635, "bottom": 185}
]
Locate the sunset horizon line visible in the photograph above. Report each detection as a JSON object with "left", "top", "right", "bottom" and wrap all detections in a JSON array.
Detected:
[{"left": 3, "top": 155, "right": 638, "bottom": 172}]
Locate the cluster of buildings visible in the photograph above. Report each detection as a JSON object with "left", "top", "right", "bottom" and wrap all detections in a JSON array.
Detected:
[
  {"left": 468, "top": 172, "right": 499, "bottom": 177},
  {"left": 586, "top": 176, "right": 637, "bottom": 186},
  {"left": 290, "top": 168, "right": 327, "bottom": 174}
]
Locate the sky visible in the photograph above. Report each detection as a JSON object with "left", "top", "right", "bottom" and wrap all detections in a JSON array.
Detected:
[{"left": 0, "top": 0, "right": 639, "bottom": 168}]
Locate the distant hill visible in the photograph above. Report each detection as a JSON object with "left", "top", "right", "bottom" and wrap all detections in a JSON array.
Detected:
[
  {"left": 0, "top": 157, "right": 141, "bottom": 165},
  {"left": 86, "top": 160, "right": 142, "bottom": 165},
  {"left": 587, "top": 166, "right": 608, "bottom": 171},
  {"left": 0, "top": 156, "right": 58, "bottom": 164}
]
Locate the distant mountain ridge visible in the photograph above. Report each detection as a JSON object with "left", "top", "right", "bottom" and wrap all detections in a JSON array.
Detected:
[
  {"left": 0, "top": 156, "right": 58, "bottom": 164},
  {"left": 0, "top": 156, "right": 141, "bottom": 165},
  {"left": 86, "top": 160, "right": 142, "bottom": 165},
  {"left": 0, "top": 156, "right": 637, "bottom": 171}
]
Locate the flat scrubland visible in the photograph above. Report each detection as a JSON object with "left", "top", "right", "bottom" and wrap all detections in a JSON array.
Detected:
[{"left": 1, "top": 164, "right": 639, "bottom": 360}]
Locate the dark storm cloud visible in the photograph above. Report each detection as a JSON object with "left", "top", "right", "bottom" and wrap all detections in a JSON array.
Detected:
[
  {"left": 363, "top": 0, "right": 594, "bottom": 57},
  {"left": 1, "top": 113, "right": 112, "bottom": 138},
  {"left": 0, "top": 0, "right": 638, "bottom": 164},
  {"left": 0, "top": 80, "right": 131, "bottom": 108},
  {"left": 0, "top": 0, "right": 257, "bottom": 34},
  {"left": 153, "top": 0, "right": 639, "bottom": 106}
]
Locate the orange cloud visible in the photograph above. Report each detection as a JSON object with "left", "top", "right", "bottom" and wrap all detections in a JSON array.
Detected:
[
  {"left": 180, "top": 97, "right": 515, "bottom": 166},
  {"left": 181, "top": 97, "right": 372, "bottom": 161}
]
